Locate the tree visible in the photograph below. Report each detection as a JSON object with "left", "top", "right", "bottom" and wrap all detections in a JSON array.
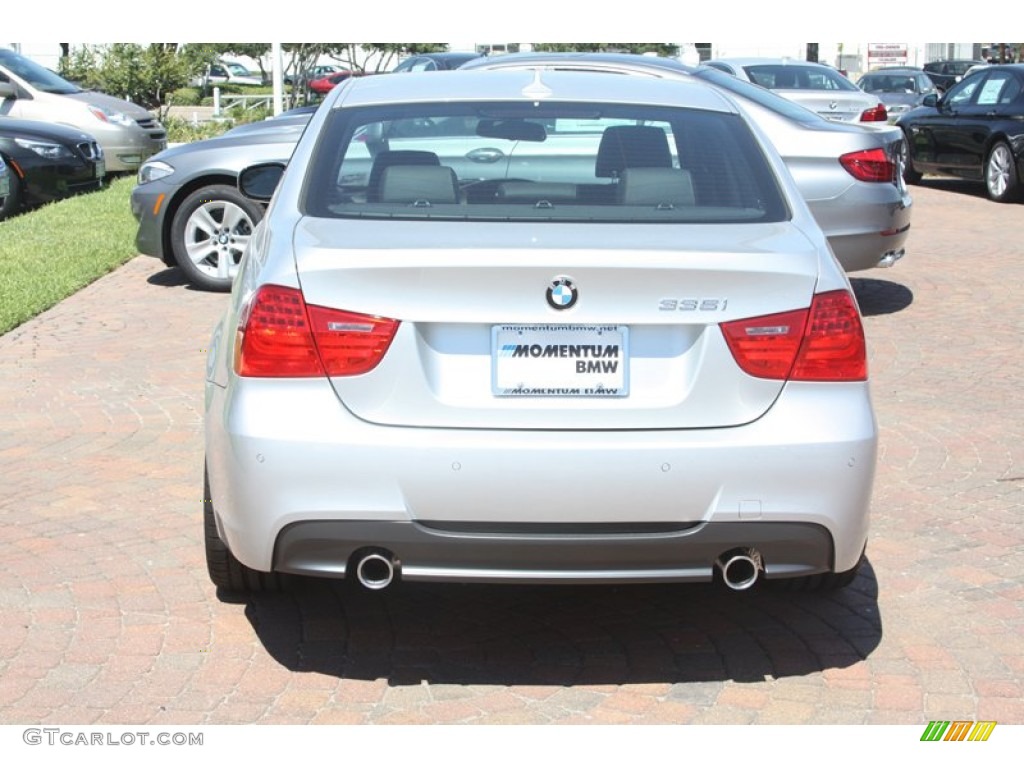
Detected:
[
  {"left": 358, "top": 43, "right": 448, "bottom": 72},
  {"left": 58, "top": 44, "right": 195, "bottom": 111}
]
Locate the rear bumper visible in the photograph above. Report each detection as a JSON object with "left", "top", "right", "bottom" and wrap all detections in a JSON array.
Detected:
[
  {"left": 205, "top": 376, "right": 877, "bottom": 581},
  {"left": 816, "top": 185, "right": 913, "bottom": 272},
  {"left": 275, "top": 519, "right": 835, "bottom": 583},
  {"left": 828, "top": 224, "right": 910, "bottom": 272}
]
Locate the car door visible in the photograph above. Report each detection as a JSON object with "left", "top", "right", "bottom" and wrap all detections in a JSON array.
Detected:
[
  {"left": 908, "top": 72, "right": 983, "bottom": 174},
  {"left": 953, "top": 70, "right": 1023, "bottom": 177}
]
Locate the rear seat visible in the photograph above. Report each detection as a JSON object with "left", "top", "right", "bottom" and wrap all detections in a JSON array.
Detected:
[
  {"left": 378, "top": 165, "right": 460, "bottom": 205},
  {"left": 617, "top": 168, "right": 695, "bottom": 207}
]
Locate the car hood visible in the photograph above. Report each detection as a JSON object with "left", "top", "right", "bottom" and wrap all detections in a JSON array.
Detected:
[
  {"left": 63, "top": 90, "right": 155, "bottom": 120},
  {"left": 144, "top": 128, "right": 303, "bottom": 176},
  {"left": 0, "top": 116, "right": 95, "bottom": 144},
  {"left": 222, "top": 117, "right": 312, "bottom": 138},
  {"left": 149, "top": 124, "right": 304, "bottom": 165}
]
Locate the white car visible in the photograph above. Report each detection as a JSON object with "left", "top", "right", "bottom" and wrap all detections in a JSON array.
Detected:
[
  {"left": 203, "top": 70, "right": 877, "bottom": 596},
  {"left": 194, "top": 60, "right": 263, "bottom": 87},
  {"left": 0, "top": 47, "right": 166, "bottom": 172},
  {"left": 706, "top": 57, "right": 889, "bottom": 123}
]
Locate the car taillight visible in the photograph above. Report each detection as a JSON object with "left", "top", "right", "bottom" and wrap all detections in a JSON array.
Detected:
[
  {"left": 234, "top": 284, "right": 399, "bottom": 378},
  {"left": 839, "top": 148, "right": 895, "bottom": 183},
  {"left": 722, "top": 290, "right": 867, "bottom": 382},
  {"left": 859, "top": 104, "right": 888, "bottom": 122}
]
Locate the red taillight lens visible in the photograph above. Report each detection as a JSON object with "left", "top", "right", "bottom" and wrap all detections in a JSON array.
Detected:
[
  {"left": 234, "top": 285, "right": 399, "bottom": 378},
  {"left": 859, "top": 104, "right": 888, "bottom": 122},
  {"left": 790, "top": 291, "right": 867, "bottom": 381},
  {"left": 722, "top": 290, "right": 867, "bottom": 382},
  {"left": 839, "top": 148, "right": 895, "bottom": 183},
  {"left": 721, "top": 307, "right": 809, "bottom": 380},
  {"left": 307, "top": 305, "right": 399, "bottom": 377}
]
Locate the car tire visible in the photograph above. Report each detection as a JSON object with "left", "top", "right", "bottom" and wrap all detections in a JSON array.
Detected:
[
  {"left": 0, "top": 170, "right": 23, "bottom": 220},
  {"left": 204, "top": 465, "right": 281, "bottom": 593},
  {"left": 170, "top": 184, "right": 264, "bottom": 292},
  {"left": 899, "top": 131, "right": 922, "bottom": 185},
  {"left": 984, "top": 141, "right": 1022, "bottom": 203},
  {"left": 768, "top": 548, "right": 865, "bottom": 593}
]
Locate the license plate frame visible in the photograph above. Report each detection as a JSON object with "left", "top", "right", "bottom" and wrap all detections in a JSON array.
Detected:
[{"left": 492, "top": 324, "right": 629, "bottom": 398}]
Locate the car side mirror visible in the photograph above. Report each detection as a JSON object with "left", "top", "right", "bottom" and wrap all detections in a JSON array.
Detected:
[
  {"left": 239, "top": 162, "right": 286, "bottom": 202},
  {"left": 922, "top": 93, "right": 939, "bottom": 108}
]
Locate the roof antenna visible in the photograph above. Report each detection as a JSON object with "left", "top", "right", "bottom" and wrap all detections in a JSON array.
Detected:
[{"left": 522, "top": 69, "right": 553, "bottom": 99}]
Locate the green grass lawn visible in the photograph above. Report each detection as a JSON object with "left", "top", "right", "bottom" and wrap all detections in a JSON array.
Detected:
[{"left": 0, "top": 176, "right": 138, "bottom": 336}]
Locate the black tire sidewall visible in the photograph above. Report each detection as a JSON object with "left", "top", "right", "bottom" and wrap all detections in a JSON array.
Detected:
[
  {"left": 170, "top": 184, "right": 264, "bottom": 292},
  {"left": 900, "top": 130, "right": 923, "bottom": 184}
]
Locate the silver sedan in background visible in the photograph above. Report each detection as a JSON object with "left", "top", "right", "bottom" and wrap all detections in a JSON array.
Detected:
[
  {"left": 856, "top": 68, "right": 939, "bottom": 121},
  {"left": 464, "top": 53, "right": 912, "bottom": 272},
  {"left": 704, "top": 57, "right": 890, "bottom": 123}
]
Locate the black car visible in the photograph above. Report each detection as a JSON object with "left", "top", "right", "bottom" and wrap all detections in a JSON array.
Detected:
[
  {"left": 922, "top": 59, "right": 988, "bottom": 92},
  {"left": 897, "top": 64, "right": 1024, "bottom": 203},
  {"left": 0, "top": 117, "right": 105, "bottom": 219},
  {"left": 391, "top": 52, "right": 484, "bottom": 72}
]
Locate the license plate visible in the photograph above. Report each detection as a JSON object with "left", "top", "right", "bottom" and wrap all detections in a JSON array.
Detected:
[
  {"left": 95, "top": 159, "right": 106, "bottom": 180},
  {"left": 492, "top": 324, "right": 629, "bottom": 397}
]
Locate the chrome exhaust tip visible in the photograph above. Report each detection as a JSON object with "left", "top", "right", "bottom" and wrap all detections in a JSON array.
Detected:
[
  {"left": 876, "top": 248, "right": 905, "bottom": 268},
  {"left": 354, "top": 550, "right": 397, "bottom": 590},
  {"left": 716, "top": 548, "right": 764, "bottom": 591}
]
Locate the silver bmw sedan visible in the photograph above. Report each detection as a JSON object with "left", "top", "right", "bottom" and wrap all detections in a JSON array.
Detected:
[{"left": 203, "top": 69, "right": 877, "bottom": 597}]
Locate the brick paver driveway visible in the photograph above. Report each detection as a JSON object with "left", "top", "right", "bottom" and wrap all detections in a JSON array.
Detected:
[{"left": 0, "top": 182, "right": 1021, "bottom": 725}]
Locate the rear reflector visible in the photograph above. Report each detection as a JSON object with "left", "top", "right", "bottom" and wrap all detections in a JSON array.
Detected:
[
  {"left": 722, "top": 290, "right": 867, "bottom": 381},
  {"left": 234, "top": 285, "right": 399, "bottom": 378},
  {"left": 839, "top": 147, "right": 896, "bottom": 183}
]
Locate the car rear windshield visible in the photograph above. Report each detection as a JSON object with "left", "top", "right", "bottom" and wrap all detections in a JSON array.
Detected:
[
  {"left": 744, "top": 65, "right": 859, "bottom": 92},
  {"left": 692, "top": 67, "right": 826, "bottom": 126},
  {"left": 303, "top": 100, "right": 788, "bottom": 224}
]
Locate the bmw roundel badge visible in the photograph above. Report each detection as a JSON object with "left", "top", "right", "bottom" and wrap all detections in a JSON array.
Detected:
[{"left": 546, "top": 277, "right": 578, "bottom": 310}]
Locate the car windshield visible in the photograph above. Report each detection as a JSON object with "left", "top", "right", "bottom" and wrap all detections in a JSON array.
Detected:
[
  {"left": 0, "top": 49, "right": 82, "bottom": 95},
  {"left": 226, "top": 62, "right": 251, "bottom": 77},
  {"left": 858, "top": 73, "right": 924, "bottom": 93},
  {"left": 744, "top": 64, "right": 859, "bottom": 92},
  {"left": 303, "top": 100, "right": 787, "bottom": 224}
]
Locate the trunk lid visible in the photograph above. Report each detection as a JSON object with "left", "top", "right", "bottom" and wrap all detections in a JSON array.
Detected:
[{"left": 294, "top": 218, "right": 821, "bottom": 430}]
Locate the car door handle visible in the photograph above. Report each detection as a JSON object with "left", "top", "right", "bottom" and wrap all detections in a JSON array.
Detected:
[{"left": 467, "top": 148, "right": 505, "bottom": 163}]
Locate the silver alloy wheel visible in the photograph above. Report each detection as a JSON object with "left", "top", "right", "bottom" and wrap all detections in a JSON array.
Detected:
[
  {"left": 182, "top": 199, "right": 254, "bottom": 281},
  {"left": 986, "top": 143, "right": 1013, "bottom": 200}
]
